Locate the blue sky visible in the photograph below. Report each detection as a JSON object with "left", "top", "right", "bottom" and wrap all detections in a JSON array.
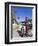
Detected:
[
  {"left": 11, "top": 7, "right": 32, "bottom": 22},
  {"left": 15, "top": 7, "right": 32, "bottom": 22}
]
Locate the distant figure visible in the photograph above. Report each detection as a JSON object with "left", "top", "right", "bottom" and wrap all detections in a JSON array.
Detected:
[
  {"left": 24, "top": 26, "right": 26, "bottom": 34},
  {"left": 21, "top": 26, "right": 24, "bottom": 36}
]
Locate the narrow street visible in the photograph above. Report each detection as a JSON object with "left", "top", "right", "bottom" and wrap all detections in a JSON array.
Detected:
[{"left": 12, "top": 24, "right": 32, "bottom": 38}]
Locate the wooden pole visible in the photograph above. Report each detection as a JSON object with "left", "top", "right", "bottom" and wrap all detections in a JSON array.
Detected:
[{"left": 25, "top": 17, "right": 28, "bottom": 36}]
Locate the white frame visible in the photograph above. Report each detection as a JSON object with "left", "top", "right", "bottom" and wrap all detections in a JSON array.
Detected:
[{"left": 9, "top": 4, "right": 36, "bottom": 42}]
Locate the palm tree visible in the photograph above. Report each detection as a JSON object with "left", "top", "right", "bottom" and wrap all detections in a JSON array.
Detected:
[{"left": 28, "top": 19, "right": 32, "bottom": 24}]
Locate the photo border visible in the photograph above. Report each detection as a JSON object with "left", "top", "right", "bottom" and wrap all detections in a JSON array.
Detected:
[{"left": 5, "top": 2, "right": 37, "bottom": 44}]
